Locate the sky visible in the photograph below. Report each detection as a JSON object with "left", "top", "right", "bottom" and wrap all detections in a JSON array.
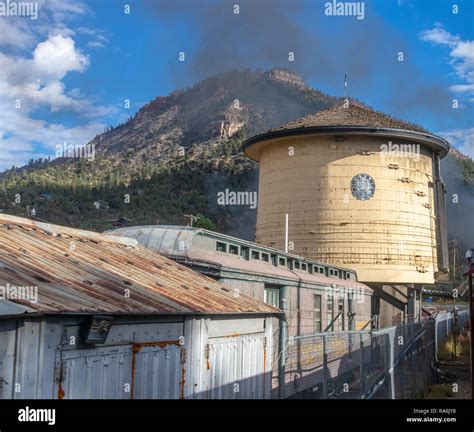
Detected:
[{"left": 0, "top": 0, "right": 473, "bottom": 171}]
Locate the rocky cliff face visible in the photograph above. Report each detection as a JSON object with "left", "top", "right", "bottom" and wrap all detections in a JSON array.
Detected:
[
  {"left": 86, "top": 69, "right": 340, "bottom": 166},
  {"left": 264, "top": 68, "right": 308, "bottom": 89},
  {"left": 448, "top": 146, "right": 469, "bottom": 161}
]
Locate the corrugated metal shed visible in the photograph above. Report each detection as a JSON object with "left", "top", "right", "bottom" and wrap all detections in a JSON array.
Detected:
[{"left": 0, "top": 215, "right": 281, "bottom": 316}]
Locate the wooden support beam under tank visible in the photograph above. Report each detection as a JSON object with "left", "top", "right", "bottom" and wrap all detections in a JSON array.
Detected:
[{"left": 370, "top": 284, "right": 406, "bottom": 311}]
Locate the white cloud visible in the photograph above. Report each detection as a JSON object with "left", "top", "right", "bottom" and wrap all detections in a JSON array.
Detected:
[
  {"left": 33, "top": 34, "right": 89, "bottom": 78},
  {"left": 450, "top": 84, "right": 474, "bottom": 93},
  {"left": 0, "top": 99, "right": 105, "bottom": 171},
  {"left": 0, "top": 17, "right": 36, "bottom": 49},
  {"left": 87, "top": 40, "right": 106, "bottom": 49},
  {"left": 77, "top": 26, "right": 109, "bottom": 49},
  {"left": 0, "top": 35, "right": 111, "bottom": 115},
  {"left": 45, "top": 0, "right": 89, "bottom": 21},
  {"left": 0, "top": 1, "right": 89, "bottom": 50},
  {"left": 420, "top": 25, "right": 459, "bottom": 47},
  {"left": 420, "top": 24, "right": 474, "bottom": 100},
  {"left": 397, "top": 0, "right": 414, "bottom": 6},
  {"left": 0, "top": 0, "right": 113, "bottom": 171}
]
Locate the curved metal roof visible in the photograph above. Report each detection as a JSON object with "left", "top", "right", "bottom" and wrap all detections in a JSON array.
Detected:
[
  {"left": 243, "top": 104, "right": 450, "bottom": 161},
  {"left": 107, "top": 225, "right": 372, "bottom": 293}
]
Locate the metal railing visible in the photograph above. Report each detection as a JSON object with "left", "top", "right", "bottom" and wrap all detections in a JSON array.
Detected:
[{"left": 277, "top": 310, "right": 468, "bottom": 399}]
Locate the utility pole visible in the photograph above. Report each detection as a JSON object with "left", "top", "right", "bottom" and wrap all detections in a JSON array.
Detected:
[{"left": 184, "top": 213, "right": 195, "bottom": 227}]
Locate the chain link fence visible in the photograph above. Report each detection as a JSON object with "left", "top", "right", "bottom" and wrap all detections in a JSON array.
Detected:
[{"left": 276, "top": 309, "right": 468, "bottom": 399}]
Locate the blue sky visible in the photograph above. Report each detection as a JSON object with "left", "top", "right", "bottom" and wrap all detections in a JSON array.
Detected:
[{"left": 0, "top": 0, "right": 473, "bottom": 171}]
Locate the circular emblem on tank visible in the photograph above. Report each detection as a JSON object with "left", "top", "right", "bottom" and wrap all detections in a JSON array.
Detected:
[{"left": 350, "top": 173, "right": 375, "bottom": 201}]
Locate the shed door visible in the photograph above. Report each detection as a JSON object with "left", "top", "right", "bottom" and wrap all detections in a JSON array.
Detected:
[
  {"left": 56, "top": 343, "right": 184, "bottom": 399},
  {"left": 131, "top": 343, "right": 183, "bottom": 399},
  {"left": 205, "top": 334, "right": 267, "bottom": 399},
  {"left": 56, "top": 346, "right": 132, "bottom": 399}
]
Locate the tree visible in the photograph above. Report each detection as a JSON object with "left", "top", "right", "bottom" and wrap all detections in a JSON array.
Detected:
[{"left": 193, "top": 213, "right": 217, "bottom": 231}]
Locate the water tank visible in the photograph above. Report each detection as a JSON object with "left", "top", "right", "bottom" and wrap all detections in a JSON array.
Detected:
[{"left": 243, "top": 104, "right": 450, "bottom": 284}]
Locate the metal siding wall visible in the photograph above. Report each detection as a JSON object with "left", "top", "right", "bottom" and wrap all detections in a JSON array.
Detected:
[
  {"left": 207, "top": 338, "right": 240, "bottom": 399},
  {"left": 13, "top": 319, "right": 42, "bottom": 398},
  {"left": 0, "top": 320, "right": 17, "bottom": 399},
  {"left": 57, "top": 344, "right": 184, "bottom": 399},
  {"left": 133, "top": 345, "right": 182, "bottom": 399},
  {"left": 183, "top": 317, "right": 208, "bottom": 399},
  {"left": 206, "top": 333, "right": 267, "bottom": 399},
  {"left": 0, "top": 318, "right": 61, "bottom": 399},
  {"left": 1, "top": 315, "right": 274, "bottom": 400},
  {"left": 59, "top": 346, "right": 132, "bottom": 399}
]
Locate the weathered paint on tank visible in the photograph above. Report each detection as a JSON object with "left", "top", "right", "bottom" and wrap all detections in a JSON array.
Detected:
[{"left": 253, "top": 134, "right": 439, "bottom": 284}]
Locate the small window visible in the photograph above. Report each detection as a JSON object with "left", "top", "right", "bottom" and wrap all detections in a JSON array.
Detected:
[
  {"left": 308, "top": 264, "right": 313, "bottom": 274},
  {"left": 301, "top": 263, "right": 307, "bottom": 271},
  {"left": 264, "top": 287, "right": 280, "bottom": 308},
  {"left": 271, "top": 254, "right": 278, "bottom": 266},
  {"left": 251, "top": 250, "right": 260, "bottom": 260},
  {"left": 240, "top": 246, "right": 249, "bottom": 260},
  {"left": 279, "top": 257, "right": 286, "bottom": 266},
  {"left": 287, "top": 259, "right": 293, "bottom": 270},
  {"left": 319, "top": 267, "right": 325, "bottom": 275},
  {"left": 216, "top": 242, "right": 227, "bottom": 253},
  {"left": 229, "top": 244, "right": 239, "bottom": 255},
  {"left": 294, "top": 261, "right": 300, "bottom": 270},
  {"left": 262, "top": 253, "right": 269, "bottom": 262},
  {"left": 347, "top": 272, "right": 355, "bottom": 281}
]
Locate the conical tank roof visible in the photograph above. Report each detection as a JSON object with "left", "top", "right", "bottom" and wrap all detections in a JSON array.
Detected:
[{"left": 243, "top": 103, "right": 449, "bottom": 161}]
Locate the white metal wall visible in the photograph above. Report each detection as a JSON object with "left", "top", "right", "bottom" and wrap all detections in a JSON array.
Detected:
[
  {"left": 0, "top": 315, "right": 274, "bottom": 400},
  {"left": 132, "top": 344, "right": 183, "bottom": 399},
  {"left": 56, "top": 343, "right": 183, "bottom": 399},
  {"left": 205, "top": 334, "right": 268, "bottom": 399},
  {"left": 57, "top": 346, "right": 133, "bottom": 399}
]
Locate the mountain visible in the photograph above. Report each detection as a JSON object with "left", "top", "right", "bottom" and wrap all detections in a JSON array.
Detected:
[
  {"left": 1, "top": 68, "right": 472, "bottom": 244},
  {"left": 91, "top": 68, "right": 339, "bottom": 159},
  {"left": 0, "top": 69, "right": 342, "bottom": 239}
]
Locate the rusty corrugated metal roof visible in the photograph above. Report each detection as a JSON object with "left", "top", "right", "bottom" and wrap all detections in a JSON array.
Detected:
[{"left": 0, "top": 215, "right": 281, "bottom": 316}]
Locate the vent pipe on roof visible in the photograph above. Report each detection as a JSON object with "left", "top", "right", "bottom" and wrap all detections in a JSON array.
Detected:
[{"left": 285, "top": 213, "right": 289, "bottom": 253}]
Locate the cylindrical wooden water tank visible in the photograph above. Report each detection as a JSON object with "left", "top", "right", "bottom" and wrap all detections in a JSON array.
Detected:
[{"left": 243, "top": 105, "right": 450, "bottom": 284}]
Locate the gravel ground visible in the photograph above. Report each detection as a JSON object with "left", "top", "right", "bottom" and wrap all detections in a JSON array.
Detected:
[{"left": 436, "top": 356, "right": 471, "bottom": 399}]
